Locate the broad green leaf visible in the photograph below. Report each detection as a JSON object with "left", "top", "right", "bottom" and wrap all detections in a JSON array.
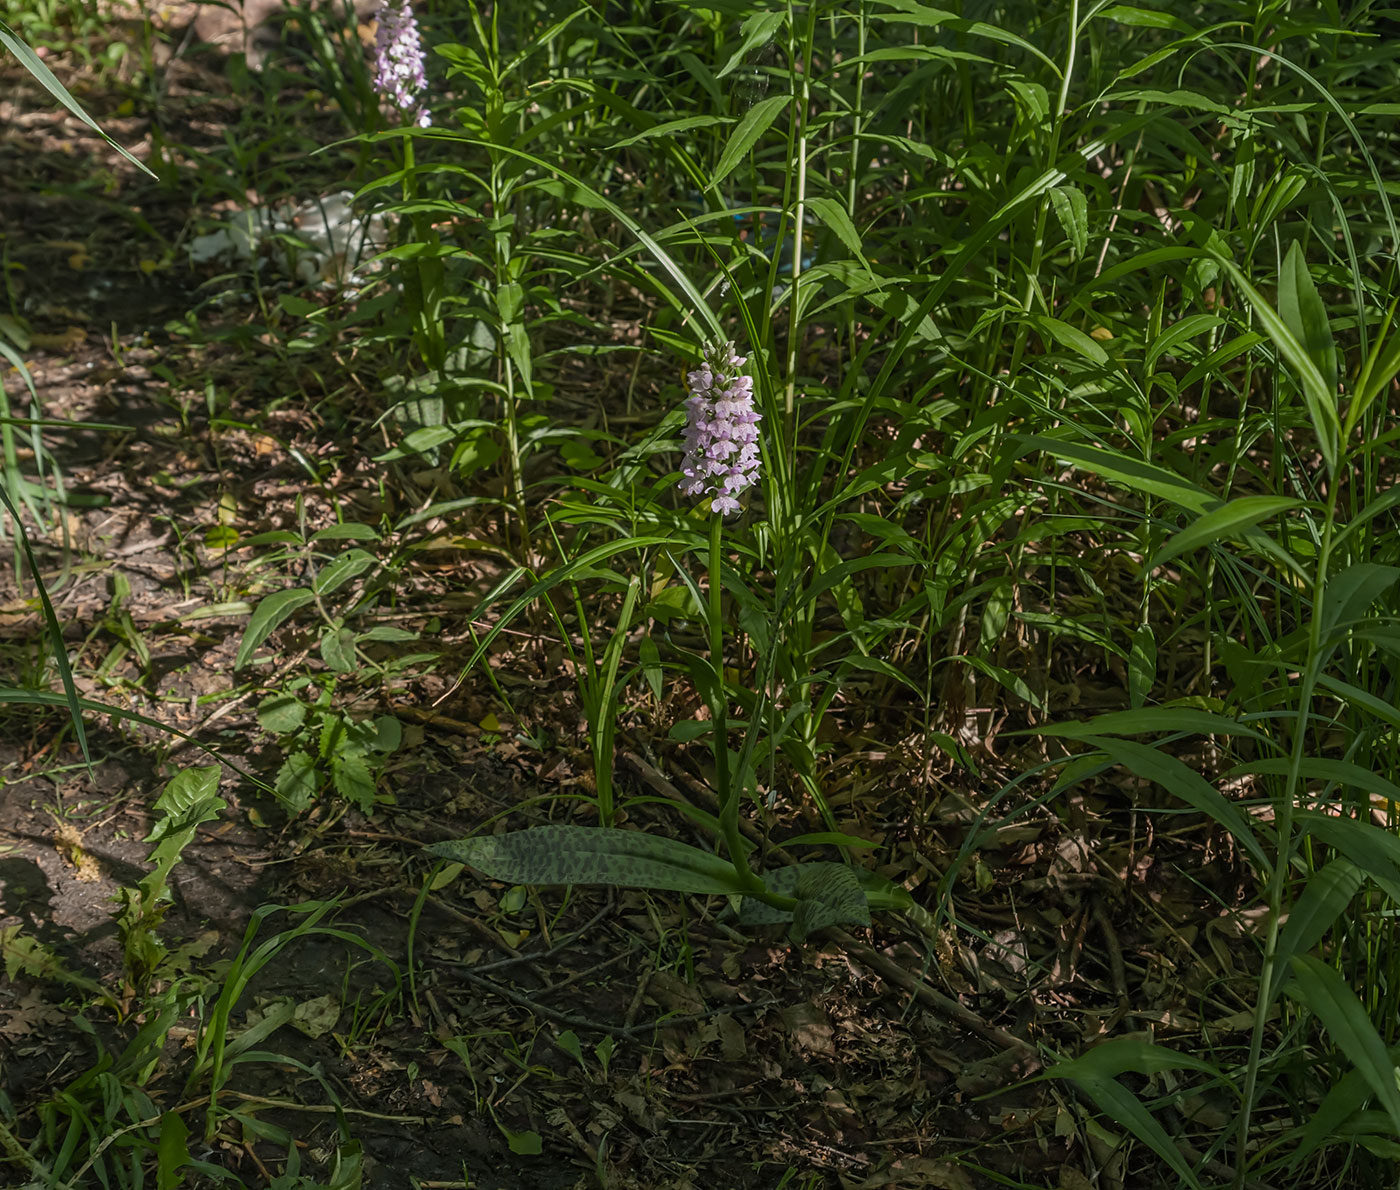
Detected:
[
  {"left": 1211, "top": 253, "right": 1339, "bottom": 475},
  {"left": 1128, "top": 625, "right": 1155, "bottom": 709},
  {"left": 1028, "top": 313, "right": 1108, "bottom": 364},
  {"left": 1320, "top": 562, "right": 1400, "bottom": 641},
  {"left": 0, "top": 20, "right": 155, "bottom": 177},
  {"left": 1035, "top": 707, "right": 1272, "bottom": 745},
  {"left": 506, "top": 1128, "right": 542, "bottom": 1156},
  {"left": 236, "top": 588, "right": 315, "bottom": 670},
  {"left": 258, "top": 694, "right": 307, "bottom": 735},
  {"left": 1287, "top": 955, "right": 1400, "bottom": 1139},
  {"left": 1077, "top": 736, "right": 1269, "bottom": 870},
  {"left": 1271, "top": 861, "right": 1365, "bottom": 1000},
  {"left": 1048, "top": 185, "right": 1088, "bottom": 258},
  {"left": 709, "top": 94, "right": 788, "bottom": 192},
  {"left": 1298, "top": 811, "right": 1400, "bottom": 905},
  {"left": 716, "top": 9, "right": 786, "bottom": 78},
  {"left": 156, "top": 1110, "right": 191, "bottom": 1190},
  {"left": 311, "top": 523, "right": 381, "bottom": 543},
  {"left": 1278, "top": 240, "right": 1338, "bottom": 395},
  {"left": 1147, "top": 496, "right": 1303, "bottom": 571},
  {"left": 1050, "top": 1038, "right": 1222, "bottom": 1082},
  {"left": 1015, "top": 434, "right": 1213, "bottom": 514},
  {"left": 320, "top": 626, "right": 358, "bottom": 673},
  {"left": 790, "top": 863, "right": 871, "bottom": 942},
  {"left": 427, "top": 826, "right": 751, "bottom": 895}
]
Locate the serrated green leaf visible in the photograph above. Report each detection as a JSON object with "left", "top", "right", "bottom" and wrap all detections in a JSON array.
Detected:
[
  {"left": 426, "top": 825, "right": 750, "bottom": 895},
  {"left": 236, "top": 588, "right": 315, "bottom": 670},
  {"left": 276, "top": 751, "right": 318, "bottom": 813},
  {"left": 257, "top": 693, "right": 307, "bottom": 736},
  {"left": 332, "top": 752, "right": 376, "bottom": 812}
]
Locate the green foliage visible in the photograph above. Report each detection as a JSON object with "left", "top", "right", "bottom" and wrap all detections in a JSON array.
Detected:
[
  {"left": 11, "top": 0, "right": 1400, "bottom": 1182},
  {"left": 113, "top": 765, "right": 226, "bottom": 990},
  {"left": 259, "top": 683, "right": 401, "bottom": 813}
]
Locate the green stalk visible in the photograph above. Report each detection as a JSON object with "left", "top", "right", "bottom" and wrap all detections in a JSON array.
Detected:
[
  {"left": 1235, "top": 479, "right": 1339, "bottom": 1182},
  {"left": 709, "top": 513, "right": 759, "bottom": 889},
  {"left": 783, "top": 0, "right": 817, "bottom": 433}
]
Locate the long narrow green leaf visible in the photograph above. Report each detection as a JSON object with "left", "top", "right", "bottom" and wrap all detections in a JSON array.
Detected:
[
  {"left": 1071, "top": 1076, "right": 1205, "bottom": 1189},
  {"left": 1078, "top": 735, "right": 1270, "bottom": 870},
  {"left": 1211, "top": 253, "right": 1339, "bottom": 475},
  {"left": 0, "top": 484, "right": 89, "bottom": 766},
  {"left": 0, "top": 20, "right": 155, "bottom": 177},
  {"left": 1287, "top": 955, "right": 1400, "bottom": 1138},
  {"left": 1147, "top": 496, "right": 1304, "bottom": 571},
  {"left": 709, "top": 94, "right": 788, "bottom": 192},
  {"left": 1270, "top": 861, "right": 1365, "bottom": 1001},
  {"left": 1015, "top": 434, "right": 1214, "bottom": 514}
]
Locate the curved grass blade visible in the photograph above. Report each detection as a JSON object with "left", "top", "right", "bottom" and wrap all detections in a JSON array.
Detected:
[
  {"left": 1269, "top": 860, "right": 1365, "bottom": 1001},
  {"left": 0, "top": 20, "right": 155, "bottom": 178},
  {"left": 0, "top": 483, "right": 88, "bottom": 766},
  {"left": 1287, "top": 955, "right": 1400, "bottom": 1139},
  {"left": 1077, "top": 735, "right": 1270, "bottom": 870},
  {"left": 1146, "top": 495, "right": 1304, "bottom": 571}
]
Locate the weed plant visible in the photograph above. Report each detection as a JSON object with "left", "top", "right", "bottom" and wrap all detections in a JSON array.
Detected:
[{"left": 6, "top": 0, "right": 1400, "bottom": 1186}]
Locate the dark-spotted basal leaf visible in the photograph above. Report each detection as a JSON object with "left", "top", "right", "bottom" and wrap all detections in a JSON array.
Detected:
[
  {"left": 791, "top": 863, "right": 870, "bottom": 942},
  {"left": 427, "top": 826, "right": 750, "bottom": 895},
  {"left": 738, "top": 862, "right": 872, "bottom": 939}
]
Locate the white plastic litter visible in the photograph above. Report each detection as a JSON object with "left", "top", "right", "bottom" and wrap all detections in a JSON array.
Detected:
[{"left": 186, "top": 192, "right": 391, "bottom": 288}]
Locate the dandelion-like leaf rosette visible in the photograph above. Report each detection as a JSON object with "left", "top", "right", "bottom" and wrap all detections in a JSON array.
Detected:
[
  {"left": 372, "top": 0, "right": 431, "bottom": 128},
  {"left": 678, "top": 341, "right": 761, "bottom": 516}
]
